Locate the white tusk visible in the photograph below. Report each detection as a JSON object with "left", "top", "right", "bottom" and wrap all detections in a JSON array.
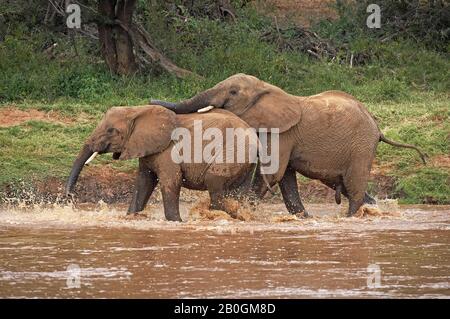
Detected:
[
  {"left": 84, "top": 152, "right": 98, "bottom": 165},
  {"left": 197, "top": 105, "right": 214, "bottom": 113}
]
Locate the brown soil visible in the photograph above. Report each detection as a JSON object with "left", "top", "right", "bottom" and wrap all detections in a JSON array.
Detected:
[
  {"left": 429, "top": 155, "right": 450, "bottom": 169},
  {"left": 36, "top": 165, "right": 136, "bottom": 204},
  {"left": 254, "top": 0, "right": 336, "bottom": 27},
  {"left": 0, "top": 107, "right": 75, "bottom": 127}
]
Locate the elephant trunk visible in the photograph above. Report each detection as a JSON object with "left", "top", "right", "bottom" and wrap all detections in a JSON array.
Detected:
[
  {"left": 150, "top": 88, "right": 216, "bottom": 114},
  {"left": 65, "top": 144, "right": 94, "bottom": 196}
]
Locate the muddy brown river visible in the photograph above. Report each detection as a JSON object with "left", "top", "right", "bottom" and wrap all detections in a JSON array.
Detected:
[{"left": 0, "top": 201, "right": 449, "bottom": 298}]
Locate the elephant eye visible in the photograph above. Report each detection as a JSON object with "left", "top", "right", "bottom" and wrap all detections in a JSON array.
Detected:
[
  {"left": 107, "top": 127, "right": 116, "bottom": 134},
  {"left": 230, "top": 89, "right": 238, "bottom": 96}
]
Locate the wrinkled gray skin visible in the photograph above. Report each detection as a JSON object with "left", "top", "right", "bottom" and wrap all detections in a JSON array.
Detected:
[
  {"left": 151, "top": 73, "right": 427, "bottom": 216},
  {"left": 66, "top": 105, "right": 259, "bottom": 221}
]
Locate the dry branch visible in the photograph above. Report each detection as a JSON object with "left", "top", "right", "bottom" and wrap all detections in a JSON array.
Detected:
[
  {"left": 261, "top": 24, "right": 372, "bottom": 66},
  {"left": 42, "top": 0, "right": 197, "bottom": 77},
  {"left": 115, "top": 19, "right": 198, "bottom": 79}
]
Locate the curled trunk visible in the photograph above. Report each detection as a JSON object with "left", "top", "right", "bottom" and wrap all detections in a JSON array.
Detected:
[
  {"left": 150, "top": 88, "right": 215, "bottom": 114},
  {"left": 65, "top": 144, "right": 94, "bottom": 195}
]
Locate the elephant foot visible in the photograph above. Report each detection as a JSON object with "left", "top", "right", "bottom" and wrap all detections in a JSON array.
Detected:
[
  {"left": 164, "top": 212, "right": 183, "bottom": 222},
  {"left": 347, "top": 199, "right": 364, "bottom": 217},
  {"left": 121, "top": 213, "right": 148, "bottom": 220},
  {"left": 294, "top": 210, "right": 310, "bottom": 219}
]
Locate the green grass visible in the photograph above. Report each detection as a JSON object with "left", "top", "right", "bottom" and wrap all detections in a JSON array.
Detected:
[
  {"left": 395, "top": 168, "right": 450, "bottom": 204},
  {"left": 0, "top": 5, "right": 449, "bottom": 204}
]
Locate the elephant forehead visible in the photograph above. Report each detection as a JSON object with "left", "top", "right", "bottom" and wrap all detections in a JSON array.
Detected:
[
  {"left": 107, "top": 106, "right": 134, "bottom": 114},
  {"left": 107, "top": 105, "right": 170, "bottom": 118},
  {"left": 105, "top": 106, "right": 136, "bottom": 120},
  {"left": 223, "top": 73, "right": 260, "bottom": 86}
]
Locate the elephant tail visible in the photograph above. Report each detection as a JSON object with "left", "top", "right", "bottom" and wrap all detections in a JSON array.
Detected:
[{"left": 379, "top": 134, "right": 428, "bottom": 164}]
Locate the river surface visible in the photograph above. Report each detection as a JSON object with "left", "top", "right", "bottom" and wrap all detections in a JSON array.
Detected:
[{"left": 0, "top": 202, "right": 449, "bottom": 298}]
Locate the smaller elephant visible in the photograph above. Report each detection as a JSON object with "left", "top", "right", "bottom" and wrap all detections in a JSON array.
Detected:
[{"left": 65, "top": 105, "right": 261, "bottom": 221}]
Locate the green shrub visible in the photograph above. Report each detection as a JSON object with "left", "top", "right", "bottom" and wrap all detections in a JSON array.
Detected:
[{"left": 313, "top": 0, "right": 449, "bottom": 51}]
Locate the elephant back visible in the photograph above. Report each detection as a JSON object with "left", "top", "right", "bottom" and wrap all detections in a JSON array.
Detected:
[
  {"left": 176, "top": 108, "right": 254, "bottom": 132},
  {"left": 175, "top": 109, "right": 259, "bottom": 178}
]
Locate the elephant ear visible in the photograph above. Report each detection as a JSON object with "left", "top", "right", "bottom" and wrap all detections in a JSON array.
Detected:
[
  {"left": 120, "top": 106, "right": 176, "bottom": 160},
  {"left": 240, "top": 87, "right": 302, "bottom": 133}
]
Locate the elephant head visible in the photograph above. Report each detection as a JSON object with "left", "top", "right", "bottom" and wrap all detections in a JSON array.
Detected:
[
  {"left": 151, "top": 73, "right": 302, "bottom": 132},
  {"left": 65, "top": 106, "right": 176, "bottom": 195}
]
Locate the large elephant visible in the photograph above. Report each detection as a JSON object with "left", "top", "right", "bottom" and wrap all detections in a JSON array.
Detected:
[
  {"left": 150, "top": 73, "right": 427, "bottom": 216},
  {"left": 65, "top": 105, "right": 260, "bottom": 221}
]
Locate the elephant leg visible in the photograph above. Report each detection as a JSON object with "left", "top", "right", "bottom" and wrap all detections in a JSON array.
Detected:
[
  {"left": 157, "top": 166, "right": 182, "bottom": 222},
  {"left": 210, "top": 190, "right": 242, "bottom": 219},
  {"left": 205, "top": 174, "right": 241, "bottom": 218},
  {"left": 329, "top": 182, "right": 375, "bottom": 205},
  {"left": 345, "top": 189, "right": 376, "bottom": 205},
  {"left": 363, "top": 192, "right": 376, "bottom": 205},
  {"left": 160, "top": 182, "right": 182, "bottom": 222},
  {"left": 249, "top": 162, "right": 267, "bottom": 198},
  {"left": 209, "top": 191, "right": 225, "bottom": 210},
  {"left": 255, "top": 134, "right": 294, "bottom": 198},
  {"left": 149, "top": 151, "right": 183, "bottom": 222},
  {"left": 279, "top": 166, "right": 309, "bottom": 217},
  {"left": 343, "top": 160, "right": 371, "bottom": 217},
  {"left": 205, "top": 176, "right": 226, "bottom": 210},
  {"left": 128, "top": 161, "right": 158, "bottom": 214}
]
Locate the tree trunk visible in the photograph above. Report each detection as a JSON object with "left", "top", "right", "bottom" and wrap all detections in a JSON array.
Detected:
[
  {"left": 97, "top": 0, "right": 136, "bottom": 75},
  {"left": 115, "top": 0, "right": 137, "bottom": 75},
  {"left": 98, "top": 0, "right": 118, "bottom": 73},
  {"left": 96, "top": 0, "right": 194, "bottom": 77},
  {"left": 115, "top": 20, "right": 197, "bottom": 79}
]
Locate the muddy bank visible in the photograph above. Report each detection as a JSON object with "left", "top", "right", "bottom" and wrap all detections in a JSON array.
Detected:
[
  {"left": 0, "top": 107, "right": 75, "bottom": 127},
  {"left": 1, "top": 165, "right": 400, "bottom": 207},
  {"left": 0, "top": 107, "right": 94, "bottom": 127}
]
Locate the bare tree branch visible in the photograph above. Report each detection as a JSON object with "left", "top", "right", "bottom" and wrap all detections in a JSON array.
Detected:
[{"left": 115, "top": 19, "right": 199, "bottom": 79}]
